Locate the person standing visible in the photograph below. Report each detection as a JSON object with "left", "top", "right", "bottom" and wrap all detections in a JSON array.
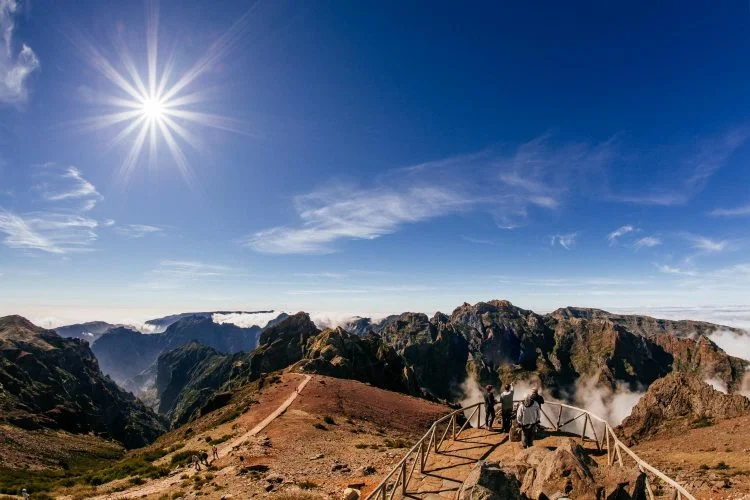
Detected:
[
  {"left": 212, "top": 445, "right": 219, "bottom": 460},
  {"left": 516, "top": 393, "right": 540, "bottom": 448},
  {"left": 21, "top": 489, "right": 29, "bottom": 500},
  {"left": 483, "top": 385, "right": 497, "bottom": 429},
  {"left": 499, "top": 383, "right": 515, "bottom": 432}
]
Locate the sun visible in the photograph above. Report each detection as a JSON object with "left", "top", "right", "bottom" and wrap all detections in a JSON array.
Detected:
[
  {"left": 76, "top": 2, "right": 250, "bottom": 182},
  {"left": 141, "top": 97, "right": 165, "bottom": 121}
]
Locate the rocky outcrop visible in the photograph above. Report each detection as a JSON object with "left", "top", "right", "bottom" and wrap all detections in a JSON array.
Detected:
[
  {"left": 0, "top": 315, "right": 166, "bottom": 448},
  {"left": 298, "top": 328, "right": 408, "bottom": 393},
  {"left": 617, "top": 373, "right": 750, "bottom": 444},
  {"left": 466, "top": 439, "right": 646, "bottom": 500}
]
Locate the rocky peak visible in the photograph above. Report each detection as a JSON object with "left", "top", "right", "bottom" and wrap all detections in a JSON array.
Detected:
[{"left": 617, "top": 372, "right": 750, "bottom": 444}]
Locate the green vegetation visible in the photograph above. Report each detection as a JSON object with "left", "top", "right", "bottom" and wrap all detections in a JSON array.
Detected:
[
  {"left": 691, "top": 416, "right": 714, "bottom": 428},
  {"left": 0, "top": 447, "right": 122, "bottom": 495},
  {"left": 298, "top": 480, "right": 318, "bottom": 490},
  {"left": 716, "top": 461, "right": 730, "bottom": 470},
  {"left": 322, "top": 415, "right": 336, "bottom": 425},
  {"left": 312, "top": 422, "right": 328, "bottom": 431},
  {"left": 208, "top": 434, "right": 232, "bottom": 445},
  {"left": 170, "top": 450, "right": 202, "bottom": 467},
  {"left": 384, "top": 438, "right": 409, "bottom": 448},
  {"left": 216, "top": 408, "right": 243, "bottom": 425}
]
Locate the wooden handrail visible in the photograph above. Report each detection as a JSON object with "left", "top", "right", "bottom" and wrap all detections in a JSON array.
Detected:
[{"left": 366, "top": 399, "right": 695, "bottom": 500}]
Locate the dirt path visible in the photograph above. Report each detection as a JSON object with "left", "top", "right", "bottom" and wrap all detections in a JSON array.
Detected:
[{"left": 91, "top": 375, "right": 312, "bottom": 499}]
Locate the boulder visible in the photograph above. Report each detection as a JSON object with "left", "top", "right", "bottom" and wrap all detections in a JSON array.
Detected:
[
  {"left": 459, "top": 461, "right": 521, "bottom": 500},
  {"left": 518, "top": 438, "right": 595, "bottom": 499},
  {"left": 342, "top": 487, "right": 360, "bottom": 500}
]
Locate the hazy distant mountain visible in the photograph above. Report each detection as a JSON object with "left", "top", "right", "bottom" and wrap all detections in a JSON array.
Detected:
[
  {"left": 54, "top": 321, "right": 118, "bottom": 342},
  {"left": 145, "top": 310, "right": 278, "bottom": 331},
  {"left": 92, "top": 314, "right": 282, "bottom": 386},
  {"left": 0, "top": 315, "right": 165, "bottom": 448}
]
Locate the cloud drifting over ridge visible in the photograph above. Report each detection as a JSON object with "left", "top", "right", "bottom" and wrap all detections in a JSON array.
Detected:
[{"left": 0, "top": 0, "right": 39, "bottom": 104}]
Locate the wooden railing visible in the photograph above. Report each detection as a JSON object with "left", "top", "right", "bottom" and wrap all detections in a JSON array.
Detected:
[
  {"left": 537, "top": 401, "right": 695, "bottom": 500},
  {"left": 364, "top": 402, "right": 483, "bottom": 500},
  {"left": 365, "top": 400, "right": 695, "bottom": 500}
]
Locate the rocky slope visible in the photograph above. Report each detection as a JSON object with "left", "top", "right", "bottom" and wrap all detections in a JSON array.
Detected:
[
  {"left": 0, "top": 315, "right": 166, "bottom": 449},
  {"left": 617, "top": 372, "right": 750, "bottom": 444}
]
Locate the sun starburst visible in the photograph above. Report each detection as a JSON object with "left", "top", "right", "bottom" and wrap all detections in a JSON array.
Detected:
[{"left": 76, "top": 1, "right": 252, "bottom": 183}]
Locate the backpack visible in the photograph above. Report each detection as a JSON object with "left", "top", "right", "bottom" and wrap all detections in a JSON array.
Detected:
[{"left": 509, "top": 421, "right": 522, "bottom": 442}]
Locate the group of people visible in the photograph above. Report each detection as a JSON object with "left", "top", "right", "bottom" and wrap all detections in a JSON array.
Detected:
[
  {"left": 483, "top": 383, "right": 544, "bottom": 448},
  {"left": 191, "top": 445, "right": 220, "bottom": 471}
]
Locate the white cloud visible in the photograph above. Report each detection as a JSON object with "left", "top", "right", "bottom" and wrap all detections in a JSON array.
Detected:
[
  {"left": 212, "top": 311, "right": 284, "bottom": 329},
  {"left": 607, "top": 224, "right": 635, "bottom": 245},
  {"left": 0, "top": 166, "right": 101, "bottom": 253},
  {"left": 0, "top": 0, "right": 39, "bottom": 104},
  {"left": 710, "top": 204, "right": 750, "bottom": 217},
  {"left": 633, "top": 236, "right": 661, "bottom": 249},
  {"left": 654, "top": 263, "right": 697, "bottom": 276},
  {"left": 114, "top": 224, "right": 163, "bottom": 238},
  {"left": 686, "top": 235, "right": 728, "bottom": 253},
  {"left": 551, "top": 232, "right": 577, "bottom": 250},
  {"left": 156, "top": 259, "right": 232, "bottom": 278},
  {"left": 41, "top": 166, "right": 101, "bottom": 204},
  {"left": 246, "top": 137, "right": 612, "bottom": 254},
  {"left": 246, "top": 185, "right": 471, "bottom": 254}
]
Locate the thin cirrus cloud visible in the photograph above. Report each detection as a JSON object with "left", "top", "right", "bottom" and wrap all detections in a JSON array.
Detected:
[
  {"left": 655, "top": 264, "right": 697, "bottom": 277},
  {"left": 114, "top": 224, "right": 164, "bottom": 238},
  {"left": 551, "top": 232, "right": 577, "bottom": 250},
  {"left": 245, "top": 136, "right": 612, "bottom": 254},
  {"left": 607, "top": 128, "right": 749, "bottom": 206},
  {"left": 0, "top": 0, "right": 40, "bottom": 105},
  {"left": 685, "top": 234, "right": 729, "bottom": 253},
  {"left": 0, "top": 165, "right": 101, "bottom": 253},
  {"left": 709, "top": 204, "right": 750, "bottom": 217},
  {"left": 607, "top": 224, "right": 636, "bottom": 245},
  {"left": 633, "top": 236, "right": 662, "bottom": 249}
]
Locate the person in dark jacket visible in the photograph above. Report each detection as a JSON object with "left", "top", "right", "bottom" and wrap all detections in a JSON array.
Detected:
[
  {"left": 531, "top": 387, "right": 544, "bottom": 408},
  {"left": 483, "top": 385, "right": 497, "bottom": 429}
]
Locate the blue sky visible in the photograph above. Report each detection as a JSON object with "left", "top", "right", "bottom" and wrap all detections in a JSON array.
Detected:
[{"left": 1, "top": 0, "right": 749, "bottom": 325}]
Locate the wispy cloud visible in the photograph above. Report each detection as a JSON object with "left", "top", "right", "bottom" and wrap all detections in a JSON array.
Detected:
[
  {"left": 633, "top": 236, "right": 661, "bottom": 249},
  {"left": 655, "top": 264, "right": 697, "bottom": 276},
  {"left": 36, "top": 165, "right": 102, "bottom": 211},
  {"left": 710, "top": 204, "right": 750, "bottom": 217},
  {"left": 246, "top": 136, "right": 612, "bottom": 254},
  {"left": 0, "top": 0, "right": 39, "bottom": 105},
  {"left": 608, "top": 224, "right": 636, "bottom": 245},
  {"left": 685, "top": 234, "right": 729, "bottom": 253},
  {"left": 609, "top": 128, "right": 748, "bottom": 206},
  {"left": 156, "top": 260, "right": 232, "bottom": 278},
  {"left": 114, "top": 224, "right": 163, "bottom": 238},
  {"left": 136, "top": 259, "right": 238, "bottom": 290},
  {"left": 0, "top": 165, "right": 101, "bottom": 253},
  {"left": 551, "top": 232, "right": 577, "bottom": 250}
]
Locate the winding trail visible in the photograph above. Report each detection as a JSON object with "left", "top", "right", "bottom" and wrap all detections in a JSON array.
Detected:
[
  {"left": 92, "top": 374, "right": 312, "bottom": 499},
  {"left": 220, "top": 374, "right": 311, "bottom": 458}
]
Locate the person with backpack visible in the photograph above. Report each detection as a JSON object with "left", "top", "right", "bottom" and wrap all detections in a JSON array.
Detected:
[{"left": 516, "top": 392, "right": 541, "bottom": 448}]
